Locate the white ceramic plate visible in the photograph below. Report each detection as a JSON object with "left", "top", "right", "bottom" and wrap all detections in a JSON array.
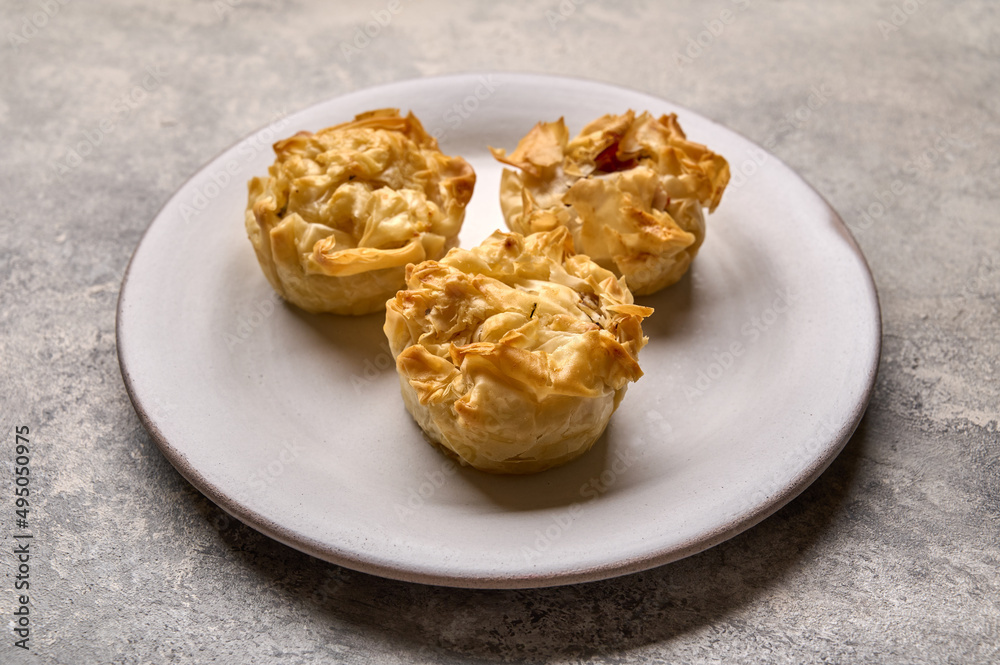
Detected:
[{"left": 117, "top": 73, "right": 880, "bottom": 588}]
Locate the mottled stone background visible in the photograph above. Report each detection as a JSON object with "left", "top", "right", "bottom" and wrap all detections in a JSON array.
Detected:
[{"left": 2, "top": 1, "right": 998, "bottom": 663}]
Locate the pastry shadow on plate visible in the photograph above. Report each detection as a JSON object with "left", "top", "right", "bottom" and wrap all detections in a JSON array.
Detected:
[
  {"left": 445, "top": 429, "right": 613, "bottom": 511},
  {"left": 635, "top": 270, "right": 696, "bottom": 339},
  {"left": 636, "top": 223, "right": 771, "bottom": 341},
  {"left": 189, "top": 413, "right": 869, "bottom": 659},
  {"left": 278, "top": 287, "right": 667, "bottom": 512},
  {"left": 283, "top": 302, "right": 393, "bottom": 370},
  {"left": 441, "top": 417, "right": 668, "bottom": 513}
]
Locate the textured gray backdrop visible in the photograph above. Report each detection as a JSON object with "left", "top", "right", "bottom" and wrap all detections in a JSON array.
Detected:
[{"left": 1, "top": 1, "right": 998, "bottom": 663}]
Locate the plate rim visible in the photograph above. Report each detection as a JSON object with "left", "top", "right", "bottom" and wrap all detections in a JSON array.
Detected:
[{"left": 116, "top": 71, "right": 882, "bottom": 589}]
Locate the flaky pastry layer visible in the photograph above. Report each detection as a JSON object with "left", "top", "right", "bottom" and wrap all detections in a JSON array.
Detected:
[
  {"left": 491, "top": 110, "right": 729, "bottom": 295},
  {"left": 384, "top": 228, "right": 652, "bottom": 474},
  {"left": 246, "top": 109, "right": 475, "bottom": 314}
]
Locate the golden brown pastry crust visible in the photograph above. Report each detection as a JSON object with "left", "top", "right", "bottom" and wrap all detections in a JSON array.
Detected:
[
  {"left": 245, "top": 109, "right": 476, "bottom": 314},
  {"left": 384, "top": 228, "right": 652, "bottom": 474},
  {"left": 491, "top": 111, "right": 729, "bottom": 296}
]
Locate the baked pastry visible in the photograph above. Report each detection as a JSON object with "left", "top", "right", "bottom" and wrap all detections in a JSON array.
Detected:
[
  {"left": 245, "top": 109, "right": 476, "bottom": 314},
  {"left": 491, "top": 110, "right": 729, "bottom": 295},
  {"left": 384, "top": 228, "right": 652, "bottom": 474}
]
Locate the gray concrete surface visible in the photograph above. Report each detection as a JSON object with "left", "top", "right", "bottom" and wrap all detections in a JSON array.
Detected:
[{"left": 2, "top": 1, "right": 998, "bottom": 663}]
